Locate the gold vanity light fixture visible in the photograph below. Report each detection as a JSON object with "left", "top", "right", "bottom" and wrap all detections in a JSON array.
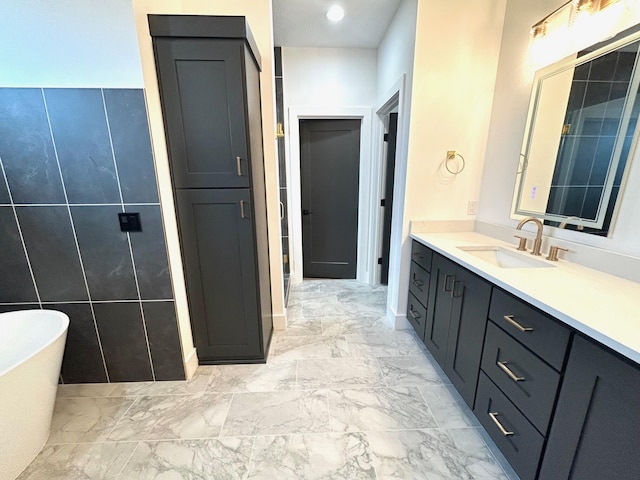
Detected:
[{"left": 531, "top": 0, "right": 621, "bottom": 38}]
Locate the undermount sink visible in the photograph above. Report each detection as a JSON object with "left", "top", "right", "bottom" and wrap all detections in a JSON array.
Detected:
[{"left": 457, "top": 245, "right": 555, "bottom": 269}]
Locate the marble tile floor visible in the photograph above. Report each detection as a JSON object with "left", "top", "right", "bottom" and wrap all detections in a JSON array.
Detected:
[{"left": 18, "top": 279, "right": 520, "bottom": 480}]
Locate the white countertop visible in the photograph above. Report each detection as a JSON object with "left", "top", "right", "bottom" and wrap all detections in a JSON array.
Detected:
[{"left": 410, "top": 231, "right": 640, "bottom": 365}]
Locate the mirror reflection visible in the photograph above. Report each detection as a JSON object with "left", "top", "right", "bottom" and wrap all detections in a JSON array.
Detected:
[{"left": 514, "top": 29, "right": 640, "bottom": 236}]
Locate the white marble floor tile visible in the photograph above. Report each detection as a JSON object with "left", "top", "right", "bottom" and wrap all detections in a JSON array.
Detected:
[
  {"left": 108, "top": 373, "right": 210, "bottom": 397},
  {"left": 16, "top": 442, "right": 136, "bottom": 480},
  {"left": 377, "top": 355, "right": 449, "bottom": 386},
  {"left": 366, "top": 428, "right": 509, "bottom": 480},
  {"left": 107, "top": 393, "right": 232, "bottom": 441},
  {"left": 220, "top": 390, "right": 330, "bottom": 437},
  {"left": 270, "top": 335, "right": 349, "bottom": 361},
  {"left": 345, "top": 331, "right": 423, "bottom": 357},
  {"left": 419, "top": 384, "right": 480, "bottom": 428},
  {"left": 247, "top": 432, "right": 376, "bottom": 480},
  {"left": 48, "top": 397, "right": 136, "bottom": 444},
  {"left": 299, "top": 302, "right": 364, "bottom": 318},
  {"left": 205, "top": 362, "right": 297, "bottom": 392},
  {"left": 117, "top": 437, "right": 253, "bottom": 480},
  {"left": 327, "top": 387, "right": 438, "bottom": 432},
  {"left": 297, "top": 357, "right": 383, "bottom": 389},
  {"left": 321, "top": 315, "right": 391, "bottom": 335},
  {"left": 275, "top": 310, "right": 323, "bottom": 336},
  {"left": 56, "top": 383, "right": 119, "bottom": 398}
]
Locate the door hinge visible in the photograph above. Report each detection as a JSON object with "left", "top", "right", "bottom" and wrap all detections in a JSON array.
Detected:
[
  {"left": 383, "top": 133, "right": 389, "bottom": 142},
  {"left": 380, "top": 199, "right": 386, "bottom": 207},
  {"left": 377, "top": 257, "right": 383, "bottom": 265}
]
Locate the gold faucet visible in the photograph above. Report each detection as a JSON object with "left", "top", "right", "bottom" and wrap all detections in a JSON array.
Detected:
[{"left": 516, "top": 217, "right": 544, "bottom": 256}]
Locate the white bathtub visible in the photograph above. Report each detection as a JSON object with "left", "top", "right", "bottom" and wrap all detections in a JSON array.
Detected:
[{"left": 0, "top": 309, "right": 69, "bottom": 480}]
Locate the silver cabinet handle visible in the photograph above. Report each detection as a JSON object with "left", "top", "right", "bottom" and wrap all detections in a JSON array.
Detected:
[
  {"left": 497, "top": 361, "right": 525, "bottom": 382},
  {"left": 240, "top": 200, "right": 247, "bottom": 219},
  {"left": 411, "top": 273, "right": 424, "bottom": 288},
  {"left": 503, "top": 315, "right": 533, "bottom": 332},
  {"left": 451, "top": 280, "right": 463, "bottom": 298},
  {"left": 236, "top": 156, "right": 243, "bottom": 176},
  {"left": 279, "top": 201, "right": 285, "bottom": 220},
  {"left": 409, "top": 309, "right": 421, "bottom": 320},
  {"left": 489, "top": 412, "right": 514, "bottom": 436},
  {"left": 443, "top": 274, "right": 454, "bottom": 292}
]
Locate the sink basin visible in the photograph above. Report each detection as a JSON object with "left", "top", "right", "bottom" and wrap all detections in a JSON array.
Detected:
[{"left": 457, "top": 246, "right": 555, "bottom": 269}]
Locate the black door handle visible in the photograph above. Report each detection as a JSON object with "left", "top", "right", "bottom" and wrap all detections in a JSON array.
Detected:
[{"left": 302, "top": 209, "right": 313, "bottom": 215}]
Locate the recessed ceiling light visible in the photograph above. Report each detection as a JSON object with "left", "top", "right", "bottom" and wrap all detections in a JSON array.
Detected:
[{"left": 325, "top": 5, "right": 345, "bottom": 22}]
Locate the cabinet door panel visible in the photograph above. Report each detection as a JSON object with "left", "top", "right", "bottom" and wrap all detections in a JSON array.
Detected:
[
  {"left": 424, "top": 253, "right": 454, "bottom": 366},
  {"left": 176, "top": 189, "right": 262, "bottom": 361},
  {"left": 154, "top": 38, "right": 249, "bottom": 188},
  {"left": 445, "top": 268, "right": 491, "bottom": 408},
  {"left": 539, "top": 335, "right": 640, "bottom": 480}
]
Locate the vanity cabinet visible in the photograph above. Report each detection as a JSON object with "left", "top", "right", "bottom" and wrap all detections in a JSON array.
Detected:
[
  {"left": 538, "top": 335, "right": 640, "bottom": 480},
  {"left": 406, "top": 238, "right": 640, "bottom": 480},
  {"left": 424, "top": 251, "right": 492, "bottom": 407}
]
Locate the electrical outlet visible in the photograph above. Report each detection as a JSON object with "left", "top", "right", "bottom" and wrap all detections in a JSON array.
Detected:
[{"left": 467, "top": 200, "right": 478, "bottom": 215}]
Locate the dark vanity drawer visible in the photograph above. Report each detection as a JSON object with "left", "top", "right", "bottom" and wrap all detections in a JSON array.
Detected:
[
  {"left": 481, "top": 322, "right": 561, "bottom": 434},
  {"left": 489, "top": 289, "right": 570, "bottom": 370},
  {"left": 411, "top": 241, "right": 433, "bottom": 272},
  {"left": 407, "top": 292, "right": 427, "bottom": 339},
  {"left": 408, "top": 261, "right": 430, "bottom": 307},
  {"left": 475, "top": 372, "right": 544, "bottom": 480}
]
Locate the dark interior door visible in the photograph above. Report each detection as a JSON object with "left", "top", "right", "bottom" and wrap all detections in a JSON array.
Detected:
[
  {"left": 300, "top": 119, "right": 361, "bottom": 278},
  {"left": 380, "top": 112, "right": 398, "bottom": 285}
]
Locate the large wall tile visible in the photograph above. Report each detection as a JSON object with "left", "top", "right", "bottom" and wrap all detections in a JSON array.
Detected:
[
  {"left": 0, "top": 88, "right": 66, "bottom": 204},
  {"left": 0, "top": 168, "right": 10, "bottom": 204},
  {"left": 71, "top": 206, "right": 138, "bottom": 301},
  {"left": 51, "top": 303, "right": 108, "bottom": 384},
  {"left": 143, "top": 302, "right": 184, "bottom": 381},
  {"left": 128, "top": 205, "right": 172, "bottom": 300},
  {"left": 0, "top": 304, "right": 40, "bottom": 313},
  {"left": 103, "top": 89, "right": 159, "bottom": 203},
  {"left": 0, "top": 207, "right": 38, "bottom": 302},
  {"left": 16, "top": 207, "right": 88, "bottom": 302},
  {"left": 94, "top": 302, "right": 153, "bottom": 382},
  {"left": 44, "top": 89, "right": 120, "bottom": 204}
]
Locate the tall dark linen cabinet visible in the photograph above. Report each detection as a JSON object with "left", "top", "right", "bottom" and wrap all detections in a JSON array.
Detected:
[{"left": 149, "top": 15, "right": 273, "bottom": 363}]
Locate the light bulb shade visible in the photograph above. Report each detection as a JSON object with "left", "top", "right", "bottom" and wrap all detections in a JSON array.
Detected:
[{"left": 326, "top": 5, "right": 345, "bottom": 22}]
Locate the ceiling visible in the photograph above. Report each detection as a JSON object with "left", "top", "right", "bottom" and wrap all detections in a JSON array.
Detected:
[{"left": 272, "top": 0, "right": 403, "bottom": 48}]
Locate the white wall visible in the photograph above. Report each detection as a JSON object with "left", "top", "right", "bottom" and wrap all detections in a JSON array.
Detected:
[
  {"left": 389, "top": 0, "right": 506, "bottom": 327},
  {"left": 282, "top": 47, "right": 377, "bottom": 284},
  {"left": 375, "top": 0, "right": 417, "bottom": 326},
  {"left": 131, "top": 0, "right": 283, "bottom": 372},
  {"left": 478, "top": 0, "right": 640, "bottom": 258},
  {"left": 0, "top": 0, "right": 143, "bottom": 87}
]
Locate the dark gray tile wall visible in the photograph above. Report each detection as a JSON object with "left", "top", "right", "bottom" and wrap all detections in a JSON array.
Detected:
[{"left": 0, "top": 87, "right": 184, "bottom": 383}]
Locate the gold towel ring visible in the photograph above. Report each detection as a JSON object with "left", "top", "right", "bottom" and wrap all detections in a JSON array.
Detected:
[{"left": 445, "top": 153, "right": 465, "bottom": 175}]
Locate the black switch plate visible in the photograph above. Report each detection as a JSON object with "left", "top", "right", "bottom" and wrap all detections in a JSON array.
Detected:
[{"left": 118, "top": 212, "right": 142, "bottom": 232}]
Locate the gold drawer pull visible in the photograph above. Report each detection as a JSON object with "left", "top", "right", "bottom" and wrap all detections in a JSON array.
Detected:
[
  {"left": 503, "top": 315, "right": 533, "bottom": 332},
  {"left": 497, "top": 361, "right": 525, "bottom": 382},
  {"left": 489, "top": 412, "right": 514, "bottom": 436}
]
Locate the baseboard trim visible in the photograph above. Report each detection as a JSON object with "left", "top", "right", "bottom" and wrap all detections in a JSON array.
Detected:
[
  {"left": 387, "top": 305, "right": 411, "bottom": 330},
  {"left": 184, "top": 348, "right": 199, "bottom": 380},
  {"left": 273, "top": 311, "right": 287, "bottom": 331}
]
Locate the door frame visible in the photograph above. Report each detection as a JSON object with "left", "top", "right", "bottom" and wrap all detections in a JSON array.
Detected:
[{"left": 287, "top": 106, "right": 373, "bottom": 284}]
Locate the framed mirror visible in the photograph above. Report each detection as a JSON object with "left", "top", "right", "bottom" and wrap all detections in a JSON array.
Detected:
[{"left": 513, "top": 26, "right": 640, "bottom": 235}]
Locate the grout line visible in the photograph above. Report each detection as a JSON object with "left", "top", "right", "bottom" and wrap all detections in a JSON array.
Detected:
[
  {"left": 10, "top": 203, "right": 161, "bottom": 207},
  {"left": 105, "top": 396, "right": 142, "bottom": 440},
  {"left": 0, "top": 299, "right": 174, "bottom": 306},
  {"left": 0, "top": 156, "right": 43, "bottom": 307},
  {"left": 246, "top": 435, "right": 258, "bottom": 477},
  {"left": 115, "top": 441, "right": 141, "bottom": 480},
  {"left": 217, "top": 392, "right": 236, "bottom": 439},
  {"left": 102, "top": 88, "right": 156, "bottom": 382},
  {"left": 41, "top": 88, "right": 111, "bottom": 383}
]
